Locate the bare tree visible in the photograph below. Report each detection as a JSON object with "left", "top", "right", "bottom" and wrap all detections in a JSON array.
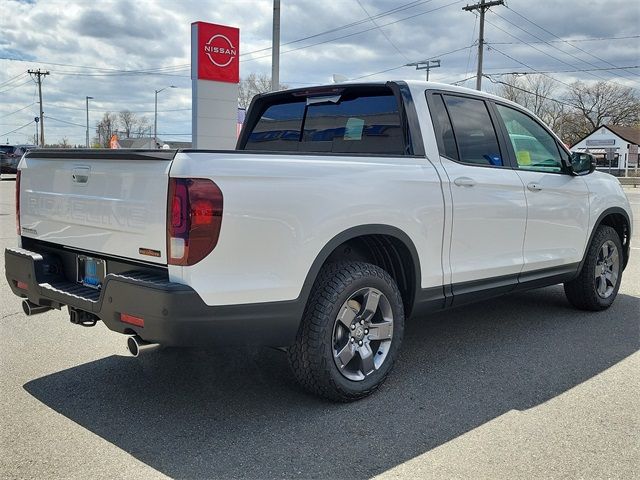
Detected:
[
  {"left": 118, "top": 111, "right": 151, "bottom": 138},
  {"left": 491, "top": 76, "right": 640, "bottom": 145},
  {"left": 565, "top": 81, "right": 640, "bottom": 134},
  {"left": 238, "top": 73, "right": 288, "bottom": 109},
  {"left": 133, "top": 116, "right": 151, "bottom": 138},
  {"left": 94, "top": 112, "right": 118, "bottom": 148},
  {"left": 118, "top": 110, "right": 137, "bottom": 138},
  {"left": 493, "top": 74, "right": 563, "bottom": 131}
]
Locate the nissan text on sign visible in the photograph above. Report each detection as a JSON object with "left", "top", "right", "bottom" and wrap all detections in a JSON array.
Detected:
[{"left": 191, "top": 21, "right": 240, "bottom": 149}]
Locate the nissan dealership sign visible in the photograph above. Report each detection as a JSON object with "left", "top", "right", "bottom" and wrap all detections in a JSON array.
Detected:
[
  {"left": 195, "top": 22, "right": 239, "bottom": 83},
  {"left": 191, "top": 21, "right": 240, "bottom": 149}
]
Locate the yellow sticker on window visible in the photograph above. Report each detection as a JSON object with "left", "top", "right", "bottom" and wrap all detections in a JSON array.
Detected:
[{"left": 516, "top": 150, "right": 531, "bottom": 165}]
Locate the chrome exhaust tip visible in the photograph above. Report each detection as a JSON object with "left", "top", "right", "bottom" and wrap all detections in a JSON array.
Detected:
[
  {"left": 22, "top": 299, "right": 52, "bottom": 316},
  {"left": 126, "top": 335, "right": 160, "bottom": 357}
]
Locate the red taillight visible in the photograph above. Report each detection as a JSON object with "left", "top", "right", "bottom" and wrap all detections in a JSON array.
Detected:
[
  {"left": 16, "top": 280, "right": 28, "bottom": 290},
  {"left": 15, "top": 170, "right": 21, "bottom": 235},
  {"left": 120, "top": 313, "right": 145, "bottom": 327},
  {"left": 167, "top": 178, "right": 223, "bottom": 266}
]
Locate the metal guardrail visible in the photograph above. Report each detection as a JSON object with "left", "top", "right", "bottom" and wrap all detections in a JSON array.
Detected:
[{"left": 618, "top": 177, "right": 640, "bottom": 187}]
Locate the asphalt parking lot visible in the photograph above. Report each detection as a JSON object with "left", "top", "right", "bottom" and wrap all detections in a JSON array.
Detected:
[{"left": 0, "top": 177, "right": 638, "bottom": 479}]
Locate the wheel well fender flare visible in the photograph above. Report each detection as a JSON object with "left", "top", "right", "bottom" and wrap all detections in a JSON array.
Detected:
[
  {"left": 580, "top": 206, "right": 632, "bottom": 272},
  {"left": 296, "top": 224, "right": 422, "bottom": 312}
]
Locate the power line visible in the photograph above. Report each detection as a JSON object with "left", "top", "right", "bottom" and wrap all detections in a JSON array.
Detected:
[
  {"left": 241, "top": 0, "right": 464, "bottom": 63},
  {"left": 44, "top": 115, "right": 86, "bottom": 128},
  {"left": 0, "top": 79, "right": 33, "bottom": 94},
  {"left": 490, "top": 35, "right": 640, "bottom": 45},
  {"left": 1, "top": 1, "right": 436, "bottom": 73},
  {"left": 489, "top": 9, "right": 629, "bottom": 82},
  {"left": 0, "top": 1, "right": 460, "bottom": 81},
  {"left": 241, "top": 0, "right": 434, "bottom": 58},
  {"left": 49, "top": 104, "right": 192, "bottom": 113},
  {"left": 449, "top": 74, "right": 478, "bottom": 85},
  {"left": 484, "top": 64, "right": 640, "bottom": 75},
  {"left": 483, "top": 17, "right": 611, "bottom": 83},
  {"left": 463, "top": 12, "right": 479, "bottom": 85},
  {"left": 504, "top": 6, "right": 639, "bottom": 78},
  {"left": 0, "top": 120, "right": 35, "bottom": 137},
  {"left": 486, "top": 44, "right": 572, "bottom": 88},
  {"left": 49, "top": 69, "right": 190, "bottom": 79},
  {"left": 0, "top": 102, "right": 37, "bottom": 119},
  {"left": 0, "top": 58, "right": 190, "bottom": 74},
  {"left": 483, "top": 75, "right": 574, "bottom": 108},
  {"left": 356, "top": 0, "right": 411, "bottom": 62},
  {"left": 350, "top": 44, "right": 474, "bottom": 80},
  {"left": 0, "top": 72, "right": 29, "bottom": 89}
]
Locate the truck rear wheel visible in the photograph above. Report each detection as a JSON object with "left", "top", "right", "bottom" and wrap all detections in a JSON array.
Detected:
[
  {"left": 288, "top": 262, "right": 405, "bottom": 402},
  {"left": 564, "top": 225, "right": 623, "bottom": 311}
]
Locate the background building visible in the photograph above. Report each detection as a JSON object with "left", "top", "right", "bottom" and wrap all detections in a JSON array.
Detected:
[{"left": 572, "top": 125, "right": 639, "bottom": 176}]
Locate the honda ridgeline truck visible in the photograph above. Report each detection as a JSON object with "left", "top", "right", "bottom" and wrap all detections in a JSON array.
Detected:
[{"left": 5, "top": 81, "right": 632, "bottom": 401}]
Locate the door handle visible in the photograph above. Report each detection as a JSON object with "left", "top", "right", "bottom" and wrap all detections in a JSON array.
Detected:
[
  {"left": 453, "top": 177, "right": 476, "bottom": 187},
  {"left": 527, "top": 182, "right": 542, "bottom": 192}
]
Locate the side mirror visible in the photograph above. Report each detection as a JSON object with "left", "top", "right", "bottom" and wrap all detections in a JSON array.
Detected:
[{"left": 570, "top": 152, "right": 596, "bottom": 176}]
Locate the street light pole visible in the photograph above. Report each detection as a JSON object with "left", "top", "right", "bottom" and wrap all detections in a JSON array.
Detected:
[
  {"left": 154, "top": 86, "right": 176, "bottom": 149},
  {"left": 85, "top": 96, "right": 93, "bottom": 148}
]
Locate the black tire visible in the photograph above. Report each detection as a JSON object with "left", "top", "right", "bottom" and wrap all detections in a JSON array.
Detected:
[
  {"left": 564, "top": 225, "right": 623, "bottom": 311},
  {"left": 288, "top": 262, "right": 405, "bottom": 402}
]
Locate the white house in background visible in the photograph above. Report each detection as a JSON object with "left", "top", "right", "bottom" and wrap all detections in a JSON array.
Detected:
[{"left": 572, "top": 125, "right": 639, "bottom": 175}]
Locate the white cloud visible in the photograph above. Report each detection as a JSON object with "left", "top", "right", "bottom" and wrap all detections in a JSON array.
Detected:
[{"left": 0, "top": 0, "right": 638, "bottom": 144}]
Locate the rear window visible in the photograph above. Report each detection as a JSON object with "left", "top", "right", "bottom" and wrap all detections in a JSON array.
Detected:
[
  {"left": 0, "top": 146, "right": 16, "bottom": 154},
  {"left": 245, "top": 101, "right": 305, "bottom": 151},
  {"left": 244, "top": 87, "right": 404, "bottom": 155}
]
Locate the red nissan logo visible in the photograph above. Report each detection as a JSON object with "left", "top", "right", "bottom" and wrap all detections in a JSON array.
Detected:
[{"left": 204, "top": 34, "right": 237, "bottom": 68}]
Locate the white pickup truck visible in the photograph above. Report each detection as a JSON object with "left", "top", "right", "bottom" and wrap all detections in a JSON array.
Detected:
[{"left": 5, "top": 81, "right": 632, "bottom": 401}]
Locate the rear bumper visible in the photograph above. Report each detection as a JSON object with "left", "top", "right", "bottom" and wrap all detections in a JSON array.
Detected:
[{"left": 4, "top": 247, "right": 301, "bottom": 347}]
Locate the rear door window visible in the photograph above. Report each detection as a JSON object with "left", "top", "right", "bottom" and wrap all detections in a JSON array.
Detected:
[{"left": 443, "top": 95, "right": 503, "bottom": 167}]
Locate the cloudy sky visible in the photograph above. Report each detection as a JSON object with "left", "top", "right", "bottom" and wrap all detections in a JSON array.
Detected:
[{"left": 1, "top": 0, "right": 638, "bottom": 145}]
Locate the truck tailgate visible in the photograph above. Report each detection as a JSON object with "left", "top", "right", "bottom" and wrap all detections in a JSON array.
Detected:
[{"left": 19, "top": 150, "right": 176, "bottom": 265}]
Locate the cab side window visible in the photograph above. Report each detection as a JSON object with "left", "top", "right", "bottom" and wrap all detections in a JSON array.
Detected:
[
  {"left": 496, "top": 104, "right": 563, "bottom": 173},
  {"left": 443, "top": 95, "right": 503, "bottom": 167}
]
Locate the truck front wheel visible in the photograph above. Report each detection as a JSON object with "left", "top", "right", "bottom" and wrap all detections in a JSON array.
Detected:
[
  {"left": 564, "top": 225, "right": 623, "bottom": 311},
  {"left": 288, "top": 262, "right": 405, "bottom": 402}
]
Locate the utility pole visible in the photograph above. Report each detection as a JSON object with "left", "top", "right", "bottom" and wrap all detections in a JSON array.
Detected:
[
  {"left": 28, "top": 69, "right": 50, "bottom": 146},
  {"left": 462, "top": 0, "right": 504, "bottom": 91},
  {"left": 406, "top": 59, "right": 441, "bottom": 81},
  {"left": 271, "top": 0, "right": 281, "bottom": 91},
  {"left": 85, "top": 96, "right": 93, "bottom": 148}
]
